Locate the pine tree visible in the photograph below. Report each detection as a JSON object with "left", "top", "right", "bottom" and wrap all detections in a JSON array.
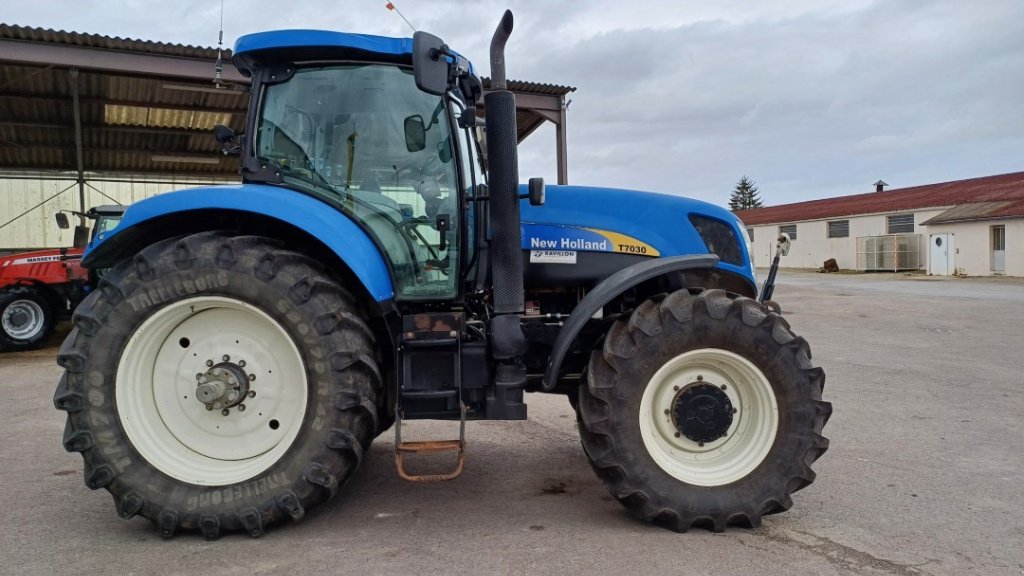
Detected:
[{"left": 728, "top": 176, "right": 764, "bottom": 210}]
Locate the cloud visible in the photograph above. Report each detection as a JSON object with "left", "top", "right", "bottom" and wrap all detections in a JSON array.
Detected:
[{"left": 4, "top": 0, "right": 1023, "bottom": 206}]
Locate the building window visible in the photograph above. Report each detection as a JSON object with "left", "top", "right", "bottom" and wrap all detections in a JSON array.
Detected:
[
  {"left": 779, "top": 224, "right": 797, "bottom": 240},
  {"left": 992, "top": 225, "right": 1006, "bottom": 250},
  {"left": 827, "top": 220, "right": 850, "bottom": 238},
  {"left": 887, "top": 214, "right": 915, "bottom": 234},
  {"left": 746, "top": 227, "right": 754, "bottom": 242}
]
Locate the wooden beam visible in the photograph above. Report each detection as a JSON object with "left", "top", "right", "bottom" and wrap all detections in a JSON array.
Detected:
[
  {"left": 0, "top": 92, "right": 247, "bottom": 115},
  {"left": 0, "top": 38, "right": 248, "bottom": 84},
  {"left": 0, "top": 120, "right": 232, "bottom": 137}
]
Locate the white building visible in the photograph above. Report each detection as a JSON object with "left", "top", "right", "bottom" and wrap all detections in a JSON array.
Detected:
[{"left": 735, "top": 172, "right": 1024, "bottom": 277}]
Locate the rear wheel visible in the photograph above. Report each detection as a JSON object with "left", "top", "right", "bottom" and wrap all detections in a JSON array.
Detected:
[
  {"left": 0, "top": 286, "right": 54, "bottom": 351},
  {"left": 578, "top": 289, "right": 831, "bottom": 532},
  {"left": 54, "top": 232, "right": 380, "bottom": 539}
]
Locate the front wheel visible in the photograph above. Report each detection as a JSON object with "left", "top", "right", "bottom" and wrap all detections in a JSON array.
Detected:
[
  {"left": 0, "top": 286, "right": 54, "bottom": 351},
  {"left": 578, "top": 289, "right": 831, "bottom": 532},
  {"left": 54, "top": 233, "right": 380, "bottom": 539}
]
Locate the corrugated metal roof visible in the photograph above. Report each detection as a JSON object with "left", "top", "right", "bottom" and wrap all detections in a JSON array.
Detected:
[
  {"left": 483, "top": 78, "right": 576, "bottom": 96},
  {"left": 919, "top": 201, "right": 1022, "bottom": 225},
  {"left": 735, "top": 172, "right": 1024, "bottom": 225},
  {"left": 0, "top": 23, "right": 572, "bottom": 177},
  {"left": 0, "top": 25, "right": 578, "bottom": 95},
  {"left": 0, "top": 24, "right": 228, "bottom": 59}
]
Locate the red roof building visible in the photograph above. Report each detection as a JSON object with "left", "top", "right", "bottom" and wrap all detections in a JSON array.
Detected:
[
  {"left": 734, "top": 172, "right": 1023, "bottom": 277},
  {"left": 734, "top": 172, "right": 1024, "bottom": 226}
]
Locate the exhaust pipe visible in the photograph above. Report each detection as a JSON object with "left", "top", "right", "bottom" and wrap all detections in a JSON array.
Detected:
[
  {"left": 484, "top": 10, "right": 527, "bottom": 419},
  {"left": 489, "top": 10, "right": 513, "bottom": 91}
]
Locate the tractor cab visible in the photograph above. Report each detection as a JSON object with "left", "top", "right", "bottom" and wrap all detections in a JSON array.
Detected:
[
  {"left": 55, "top": 204, "right": 124, "bottom": 247},
  {"left": 227, "top": 32, "right": 485, "bottom": 301}
]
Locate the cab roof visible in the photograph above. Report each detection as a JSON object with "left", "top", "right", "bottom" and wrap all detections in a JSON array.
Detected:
[{"left": 233, "top": 30, "right": 415, "bottom": 76}]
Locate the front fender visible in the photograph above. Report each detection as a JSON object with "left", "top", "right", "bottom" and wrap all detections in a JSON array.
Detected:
[
  {"left": 542, "top": 254, "right": 719, "bottom": 391},
  {"left": 84, "top": 184, "right": 395, "bottom": 302}
]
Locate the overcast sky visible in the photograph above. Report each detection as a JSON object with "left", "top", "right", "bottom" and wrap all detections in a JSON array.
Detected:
[{"left": 5, "top": 0, "right": 1023, "bottom": 207}]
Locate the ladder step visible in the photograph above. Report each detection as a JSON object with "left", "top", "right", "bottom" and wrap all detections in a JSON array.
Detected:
[
  {"left": 395, "top": 440, "right": 465, "bottom": 482},
  {"left": 401, "top": 389, "right": 457, "bottom": 400},
  {"left": 394, "top": 402, "right": 467, "bottom": 482},
  {"left": 397, "top": 439, "right": 463, "bottom": 454}
]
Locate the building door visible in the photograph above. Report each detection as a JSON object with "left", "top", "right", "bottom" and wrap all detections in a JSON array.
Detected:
[
  {"left": 928, "top": 234, "right": 954, "bottom": 275},
  {"left": 991, "top": 225, "right": 1006, "bottom": 273}
]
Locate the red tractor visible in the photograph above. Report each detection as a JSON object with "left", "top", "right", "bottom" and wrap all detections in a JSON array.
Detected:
[{"left": 0, "top": 206, "right": 122, "bottom": 351}]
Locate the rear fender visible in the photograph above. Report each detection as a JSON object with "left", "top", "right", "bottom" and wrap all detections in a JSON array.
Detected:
[
  {"left": 542, "top": 254, "right": 719, "bottom": 391},
  {"left": 83, "top": 184, "right": 394, "bottom": 302}
]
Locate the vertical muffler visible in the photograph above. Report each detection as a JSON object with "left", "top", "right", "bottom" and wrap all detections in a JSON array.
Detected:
[{"left": 484, "top": 10, "right": 527, "bottom": 419}]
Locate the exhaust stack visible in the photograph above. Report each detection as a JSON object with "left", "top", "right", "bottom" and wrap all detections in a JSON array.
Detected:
[{"left": 484, "top": 10, "right": 527, "bottom": 419}]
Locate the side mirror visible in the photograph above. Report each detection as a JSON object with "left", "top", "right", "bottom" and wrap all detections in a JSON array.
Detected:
[
  {"left": 55, "top": 212, "right": 70, "bottom": 229},
  {"left": 521, "top": 177, "right": 545, "bottom": 206},
  {"left": 404, "top": 115, "right": 427, "bottom": 152},
  {"left": 73, "top": 226, "right": 90, "bottom": 248},
  {"left": 213, "top": 124, "right": 241, "bottom": 155},
  {"left": 413, "top": 31, "right": 449, "bottom": 96}
]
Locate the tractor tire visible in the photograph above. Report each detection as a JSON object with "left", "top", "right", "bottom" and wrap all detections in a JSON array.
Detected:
[
  {"left": 54, "top": 232, "right": 380, "bottom": 539},
  {"left": 0, "top": 286, "right": 55, "bottom": 351},
  {"left": 578, "top": 288, "right": 831, "bottom": 532}
]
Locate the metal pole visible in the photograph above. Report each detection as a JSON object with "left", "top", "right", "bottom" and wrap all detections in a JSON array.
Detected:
[
  {"left": 556, "top": 96, "right": 568, "bottom": 185},
  {"left": 68, "top": 67, "right": 87, "bottom": 225}
]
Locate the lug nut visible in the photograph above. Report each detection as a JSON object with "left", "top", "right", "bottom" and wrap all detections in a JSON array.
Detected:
[
  {"left": 205, "top": 405, "right": 213, "bottom": 411},
  {"left": 248, "top": 390, "right": 256, "bottom": 398},
  {"left": 221, "top": 409, "right": 230, "bottom": 416},
  {"left": 222, "top": 355, "right": 230, "bottom": 362},
  {"left": 195, "top": 373, "right": 203, "bottom": 380},
  {"left": 238, "top": 404, "right": 246, "bottom": 412},
  {"left": 206, "top": 359, "right": 214, "bottom": 367},
  {"left": 721, "top": 384, "right": 728, "bottom": 390},
  {"left": 249, "top": 374, "right": 256, "bottom": 381},
  {"left": 697, "top": 375, "right": 703, "bottom": 381},
  {"left": 664, "top": 409, "right": 670, "bottom": 415},
  {"left": 673, "top": 385, "right": 680, "bottom": 391},
  {"left": 698, "top": 441, "right": 705, "bottom": 447},
  {"left": 238, "top": 360, "right": 246, "bottom": 368}
]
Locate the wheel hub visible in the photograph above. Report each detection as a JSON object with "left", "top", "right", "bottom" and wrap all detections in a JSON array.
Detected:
[
  {"left": 195, "top": 357, "right": 253, "bottom": 412},
  {"left": 2, "top": 299, "right": 44, "bottom": 339},
  {"left": 9, "top": 309, "right": 29, "bottom": 327},
  {"left": 672, "top": 382, "right": 735, "bottom": 444}
]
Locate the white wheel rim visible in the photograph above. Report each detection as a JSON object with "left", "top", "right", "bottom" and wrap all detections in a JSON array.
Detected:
[
  {"left": 2, "top": 298, "right": 45, "bottom": 340},
  {"left": 638, "top": 348, "right": 778, "bottom": 486},
  {"left": 116, "top": 296, "right": 308, "bottom": 486}
]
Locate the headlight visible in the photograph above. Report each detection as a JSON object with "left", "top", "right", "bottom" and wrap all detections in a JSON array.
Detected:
[{"left": 688, "top": 214, "right": 742, "bottom": 265}]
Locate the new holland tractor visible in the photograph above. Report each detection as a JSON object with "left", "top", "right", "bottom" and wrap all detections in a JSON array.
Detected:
[{"left": 54, "top": 12, "right": 830, "bottom": 539}]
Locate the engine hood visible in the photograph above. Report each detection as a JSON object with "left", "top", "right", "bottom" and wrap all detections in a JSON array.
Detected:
[
  {"left": 0, "top": 247, "right": 84, "bottom": 286},
  {"left": 519, "top": 184, "right": 747, "bottom": 262}
]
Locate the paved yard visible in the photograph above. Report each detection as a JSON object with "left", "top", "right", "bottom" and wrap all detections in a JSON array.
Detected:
[{"left": 1, "top": 271, "right": 1022, "bottom": 575}]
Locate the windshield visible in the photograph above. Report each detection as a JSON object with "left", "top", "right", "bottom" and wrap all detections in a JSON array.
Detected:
[
  {"left": 95, "top": 215, "right": 121, "bottom": 235},
  {"left": 256, "top": 64, "right": 460, "bottom": 300}
]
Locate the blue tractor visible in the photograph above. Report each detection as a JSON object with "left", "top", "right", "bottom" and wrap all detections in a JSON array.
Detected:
[{"left": 55, "top": 12, "right": 830, "bottom": 539}]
